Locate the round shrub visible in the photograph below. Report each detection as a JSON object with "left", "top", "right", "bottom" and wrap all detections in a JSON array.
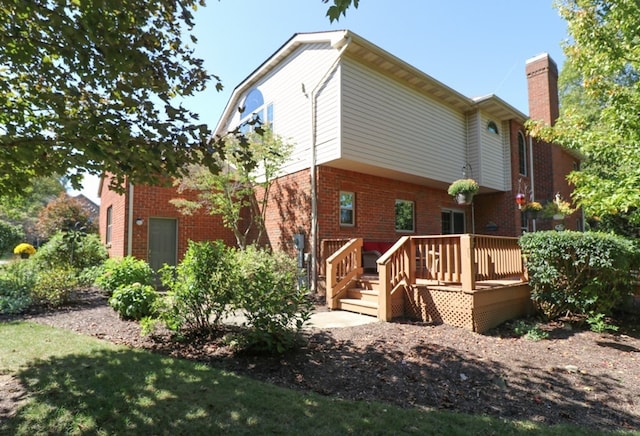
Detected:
[
  {"left": 32, "top": 231, "right": 107, "bottom": 270},
  {"left": 31, "top": 267, "right": 78, "bottom": 307},
  {"left": 520, "top": 230, "right": 640, "bottom": 319},
  {"left": 109, "top": 283, "right": 158, "bottom": 320},
  {"left": 96, "top": 256, "right": 154, "bottom": 294}
]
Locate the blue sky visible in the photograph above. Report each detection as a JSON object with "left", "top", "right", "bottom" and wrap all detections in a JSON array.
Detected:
[{"left": 74, "top": 1, "right": 569, "bottom": 203}]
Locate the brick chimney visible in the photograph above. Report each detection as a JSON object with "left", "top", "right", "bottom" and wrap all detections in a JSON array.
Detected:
[{"left": 525, "top": 53, "right": 559, "bottom": 126}]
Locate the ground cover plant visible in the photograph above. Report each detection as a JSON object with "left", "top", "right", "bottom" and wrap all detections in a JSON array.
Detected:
[{"left": 0, "top": 321, "right": 609, "bottom": 436}]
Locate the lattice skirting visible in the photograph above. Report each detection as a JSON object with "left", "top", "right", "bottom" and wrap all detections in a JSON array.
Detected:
[{"left": 404, "top": 283, "right": 532, "bottom": 333}]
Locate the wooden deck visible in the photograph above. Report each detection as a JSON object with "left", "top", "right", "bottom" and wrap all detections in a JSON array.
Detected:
[{"left": 324, "top": 235, "right": 532, "bottom": 333}]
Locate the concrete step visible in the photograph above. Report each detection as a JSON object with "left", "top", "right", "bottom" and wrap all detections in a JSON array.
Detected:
[{"left": 338, "top": 298, "right": 378, "bottom": 317}]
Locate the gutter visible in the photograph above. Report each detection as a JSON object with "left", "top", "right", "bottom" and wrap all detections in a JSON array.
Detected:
[{"left": 309, "top": 33, "right": 351, "bottom": 292}]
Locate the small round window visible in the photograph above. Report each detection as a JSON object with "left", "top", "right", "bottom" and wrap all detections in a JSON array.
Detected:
[{"left": 487, "top": 121, "right": 499, "bottom": 134}]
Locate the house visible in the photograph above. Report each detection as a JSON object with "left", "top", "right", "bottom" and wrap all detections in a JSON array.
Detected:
[
  {"left": 98, "top": 30, "right": 581, "bottom": 329},
  {"left": 212, "top": 30, "right": 582, "bottom": 293}
]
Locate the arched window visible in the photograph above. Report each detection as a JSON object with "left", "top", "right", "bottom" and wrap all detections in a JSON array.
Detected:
[
  {"left": 487, "top": 121, "right": 499, "bottom": 134},
  {"left": 242, "top": 88, "right": 264, "bottom": 118},
  {"left": 518, "top": 131, "right": 527, "bottom": 176},
  {"left": 239, "top": 87, "right": 273, "bottom": 132}
]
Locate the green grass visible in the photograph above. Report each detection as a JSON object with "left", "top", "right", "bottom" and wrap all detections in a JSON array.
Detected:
[{"left": 0, "top": 322, "right": 615, "bottom": 435}]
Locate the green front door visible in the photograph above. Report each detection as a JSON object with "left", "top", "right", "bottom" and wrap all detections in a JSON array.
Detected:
[{"left": 148, "top": 218, "right": 177, "bottom": 271}]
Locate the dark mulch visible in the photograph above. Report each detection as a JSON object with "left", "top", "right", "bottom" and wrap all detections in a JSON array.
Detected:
[{"left": 2, "top": 289, "right": 639, "bottom": 432}]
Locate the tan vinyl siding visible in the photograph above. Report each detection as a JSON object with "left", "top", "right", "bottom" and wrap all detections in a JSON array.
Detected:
[
  {"left": 223, "top": 43, "right": 341, "bottom": 176},
  {"left": 478, "top": 113, "right": 509, "bottom": 190},
  {"left": 339, "top": 59, "right": 466, "bottom": 184},
  {"left": 466, "top": 111, "right": 481, "bottom": 182}
]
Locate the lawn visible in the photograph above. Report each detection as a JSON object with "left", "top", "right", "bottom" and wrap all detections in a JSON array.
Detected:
[{"left": 0, "top": 322, "right": 615, "bottom": 435}]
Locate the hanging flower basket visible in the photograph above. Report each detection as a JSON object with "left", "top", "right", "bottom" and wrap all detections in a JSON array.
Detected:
[
  {"left": 455, "top": 192, "right": 474, "bottom": 205},
  {"left": 521, "top": 201, "right": 542, "bottom": 220},
  {"left": 448, "top": 179, "right": 479, "bottom": 205}
]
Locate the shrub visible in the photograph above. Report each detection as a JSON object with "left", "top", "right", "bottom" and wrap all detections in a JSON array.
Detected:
[
  {"left": 0, "top": 262, "right": 36, "bottom": 314},
  {"left": 30, "top": 266, "right": 78, "bottom": 307},
  {"left": 520, "top": 231, "right": 640, "bottom": 319},
  {"left": 32, "top": 231, "right": 107, "bottom": 271},
  {"left": 233, "top": 247, "right": 313, "bottom": 354},
  {"left": 0, "top": 221, "right": 24, "bottom": 256},
  {"left": 95, "top": 256, "right": 154, "bottom": 294},
  {"left": 109, "top": 283, "right": 158, "bottom": 320},
  {"left": 158, "top": 240, "right": 236, "bottom": 332}
]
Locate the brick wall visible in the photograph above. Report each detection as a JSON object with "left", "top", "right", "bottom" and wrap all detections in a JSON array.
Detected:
[
  {"left": 98, "top": 175, "right": 128, "bottom": 258},
  {"left": 99, "top": 175, "right": 236, "bottom": 263},
  {"left": 526, "top": 52, "right": 583, "bottom": 231}
]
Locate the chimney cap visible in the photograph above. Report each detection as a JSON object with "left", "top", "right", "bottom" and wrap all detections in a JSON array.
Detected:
[{"left": 526, "top": 53, "right": 557, "bottom": 68}]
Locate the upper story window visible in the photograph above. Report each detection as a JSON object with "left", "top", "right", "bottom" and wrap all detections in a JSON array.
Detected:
[
  {"left": 339, "top": 191, "right": 355, "bottom": 226},
  {"left": 487, "top": 121, "right": 499, "bottom": 134},
  {"left": 518, "top": 131, "right": 527, "bottom": 176},
  {"left": 239, "top": 87, "right": 273, "bottom": 133},
  {"left": 395, "top": 199, "right": 415, "bottom": 233}
]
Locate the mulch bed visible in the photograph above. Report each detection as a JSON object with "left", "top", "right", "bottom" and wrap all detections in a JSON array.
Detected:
[{"left": 2, "top": 289, "right": 639, "bottom": 432}]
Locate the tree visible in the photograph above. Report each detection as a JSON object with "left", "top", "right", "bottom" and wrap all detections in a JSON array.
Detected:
[
  {"left": 35, "top": 193, "right": 98, "bottom": 241},
  {"left": 0, "top": 1, "right": 359, "bottom": 198},
  {"left": 0, "top": 176, "right": 65, "bottom": 244},
  {"left": 531, "top": 0, "right": 640, "bottom": 227},
  {"left": 172, "top": 127, "right": 293, "bottom": 249},
  {"left": 0, "top": 0, "right": 217, "bottom": 197}
]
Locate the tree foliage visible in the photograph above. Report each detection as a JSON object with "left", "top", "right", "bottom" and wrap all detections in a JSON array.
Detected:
[
  {"left": 323, "top": 0, "right": 360, "bottom": 22},
  {"left": 532, "top": 0, "right": 640, "bottom": 227},
  {"left": 0, "top": 176, "right": 65, "bottom": 243},
  {"left": 0, "top": 0, "right": 218, "bottom": 196},
  {"left": 0, "top": 1, "right": 359, "bottom": 198},
  {"left": 172, "top": 127, "right": 292, "bottom": 249},
  {"left": 35, "top": 193, "right": 97, "bottom": 240}
]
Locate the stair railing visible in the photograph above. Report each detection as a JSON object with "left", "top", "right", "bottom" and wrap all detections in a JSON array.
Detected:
[
  {"left": 325, "top": 238, "right": 363, "bottom": 309},
  {"left": 376, "top": 236, "right": 412, "bottom": 320}
]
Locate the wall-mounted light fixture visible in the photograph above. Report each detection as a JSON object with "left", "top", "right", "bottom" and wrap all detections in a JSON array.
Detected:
[{"left": 135, "top": 217, "right": 144, "bottom": 226}]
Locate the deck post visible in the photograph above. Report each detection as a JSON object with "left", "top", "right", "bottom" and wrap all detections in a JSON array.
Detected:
[
  {"left": 378, "top": 263, "right": 391, "bottom": 321},
  {"left": 460, "top": 234, "right": 476, "bottom": 292}
]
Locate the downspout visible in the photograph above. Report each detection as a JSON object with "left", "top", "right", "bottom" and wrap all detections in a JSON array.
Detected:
[
  {"left": 127, "top": 183, "right": 134, "bottom": 256},
  {"left": 309, "top": 34, "right": 351, "bottom": 292},
  {"left": 528, "top": 136, "right": 536, "bottom": 231}
]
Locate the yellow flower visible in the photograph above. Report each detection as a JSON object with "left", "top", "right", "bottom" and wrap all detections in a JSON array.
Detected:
[{"left": 13, "top": 243, "right": 36, "bottom": 255}]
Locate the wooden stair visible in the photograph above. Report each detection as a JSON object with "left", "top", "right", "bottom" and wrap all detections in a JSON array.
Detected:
[{"left": 336, "top": 276, "right": 380, "bottom": 317}]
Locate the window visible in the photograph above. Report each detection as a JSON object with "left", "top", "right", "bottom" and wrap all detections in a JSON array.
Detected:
[
  {"left": 518, "top": 131, "right": 527, "bottom": 176},
  {"left": 441, "top": 209, "right": 465, "bottom": 234},
  {"left": 339, "top": 191, "right": 355, "bottom": 226},
  {"left": 239, "top": 88, "right": 274, "bottom": 133},
  {"left": 106, "top": 206, "right": 113, "bottom": 244},
  {"left": 487, "top": 121, "right": 499, "bottom": 134},
  {"left": 395, "top": 200, "right": 415, "bottom": 232}
]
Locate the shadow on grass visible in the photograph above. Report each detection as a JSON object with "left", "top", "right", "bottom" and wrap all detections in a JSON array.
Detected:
[{"left": 2, "top": 327, "right": 619, "bottom": 436}]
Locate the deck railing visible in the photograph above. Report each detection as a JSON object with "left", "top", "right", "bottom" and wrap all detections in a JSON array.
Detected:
[
  {"left": 324, "top": 234, "right": 526, "bottom": 321},
  {"left": 319, "top": 238, "right": 351, "bottom": 277},
  {"left": 325, "top": 238, "right": 363, "bottom": 309}
]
